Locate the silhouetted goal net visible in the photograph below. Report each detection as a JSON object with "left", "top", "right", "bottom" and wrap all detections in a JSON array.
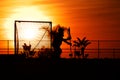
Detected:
[{"left": 14, "top": 20, "right": 52, "bottom": 57}]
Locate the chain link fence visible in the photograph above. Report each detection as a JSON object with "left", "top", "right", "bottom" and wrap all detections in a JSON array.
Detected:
[{"left": 0, "top": 40, "right": 120, "bottom": 59}]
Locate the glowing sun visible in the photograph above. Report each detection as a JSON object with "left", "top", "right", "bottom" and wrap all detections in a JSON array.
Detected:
[{"left": 4, "top": 6, "right": 51, "bottom": 40}]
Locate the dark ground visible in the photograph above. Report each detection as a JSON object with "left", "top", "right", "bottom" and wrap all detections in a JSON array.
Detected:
[{"left": 0, "top": 54, "right": 119, "bottom": 79}]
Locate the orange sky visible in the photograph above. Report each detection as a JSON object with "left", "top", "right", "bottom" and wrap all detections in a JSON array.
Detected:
[
  {"left": 0, "top": 0, "right": 120, "bottom": 58},
  {"left": 0, "top": 0, "right": 120, "bottom": 41}
]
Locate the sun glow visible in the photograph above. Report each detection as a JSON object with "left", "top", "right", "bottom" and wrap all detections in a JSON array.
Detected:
[
  {"left": 3, "top": 6, "right": 51, "bottom": 40},
  {"left": 19, "top": 27, "right": 38, "bottom": 40},
  {"left": 24, "top": 29, "right": 35, "bottom": 39}
]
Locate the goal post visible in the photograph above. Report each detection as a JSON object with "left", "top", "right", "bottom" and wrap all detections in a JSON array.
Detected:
[{"left": 14, "top": 20, "right": 52, "bottom": 57}]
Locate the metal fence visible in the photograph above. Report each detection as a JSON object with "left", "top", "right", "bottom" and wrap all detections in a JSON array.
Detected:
[
  {"left": 61, "top": 40, "right": 120, "bottom": 59},
  {"left": 0, "top": 40, "right": 120, "bottom": 59}
]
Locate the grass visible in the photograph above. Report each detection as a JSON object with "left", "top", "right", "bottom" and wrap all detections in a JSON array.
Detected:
[{"left": 0, "top": 54, "right": 119, "bottom": 79}]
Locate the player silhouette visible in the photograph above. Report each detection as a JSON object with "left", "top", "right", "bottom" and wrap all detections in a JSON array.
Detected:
[{"left": 52, "top": 24, "right": 71, "bottom": 58}]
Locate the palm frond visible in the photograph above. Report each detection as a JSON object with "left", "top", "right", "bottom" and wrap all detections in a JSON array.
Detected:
[
  {"left": 83, "top": 40, "right": 90, "bottom": 44},
  {"left": 84, "top": 42, "right": 91, "bottom": 47},
  {"left": 73, "top": 40, "right": 80, "bottom": 47},
  {"left": 81, "top": 37, "right": 86, "bottom": 42},
  {"left": 77, "top": 37, "right": 82, "bottom": 43}
]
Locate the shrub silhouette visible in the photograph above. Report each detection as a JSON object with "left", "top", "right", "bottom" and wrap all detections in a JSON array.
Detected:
[{"left": 73, "top": 37, "right": 91, "bottom": 59}]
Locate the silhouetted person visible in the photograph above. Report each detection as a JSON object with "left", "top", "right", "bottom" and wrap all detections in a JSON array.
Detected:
[{"left": 52, "top": 25, "right": 71, "bottom": 58}]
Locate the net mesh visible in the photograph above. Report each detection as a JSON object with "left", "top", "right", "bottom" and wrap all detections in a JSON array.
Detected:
[{"left": 14, "top": 20, "right": 52, "bottom": 56}]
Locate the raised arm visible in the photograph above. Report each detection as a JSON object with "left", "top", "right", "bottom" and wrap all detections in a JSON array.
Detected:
[{"left": 62, "top": 27, "right": 72, "bottom": 45}]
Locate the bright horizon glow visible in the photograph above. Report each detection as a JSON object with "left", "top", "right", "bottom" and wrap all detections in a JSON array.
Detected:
[
  {"left": 3, "top": 6, "right": 51, "bottom": 40},
  {"left": 20, "top": 27, "right": 38, "bottom": 40},
  {"left": 24, "top": 29, "right": 35, "bottom": 40},
  {"left": 17, "top": 22, "right": 42, "bottom": 40}
]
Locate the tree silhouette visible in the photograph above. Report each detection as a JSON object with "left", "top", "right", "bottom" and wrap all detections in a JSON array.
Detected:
[
  {"left": 73, "top": 39, "right": 81, "bottom": 58},
  {"left": 73, "top": 37, "right": 91, "bottom": 59}
]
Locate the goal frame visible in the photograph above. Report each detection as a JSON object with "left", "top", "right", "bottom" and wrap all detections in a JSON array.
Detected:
[{"left": 14, "top": 20, "right": 52, "bottom": 55}]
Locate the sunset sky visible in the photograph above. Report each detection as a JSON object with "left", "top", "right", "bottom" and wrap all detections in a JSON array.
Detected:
[
  {"left": 0, "top": 0, "right": 120, "bottom": 41},
  {"left": 0, "top": 0, "right": 120, "bottom": 58}
]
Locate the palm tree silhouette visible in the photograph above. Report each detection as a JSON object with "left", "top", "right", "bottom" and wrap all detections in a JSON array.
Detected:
[
  {"left": 73, "top": 39, "right": 81, "bottom": 58},
  {"left": 73, "top": 37, "right": 91, "bottom": 59}
]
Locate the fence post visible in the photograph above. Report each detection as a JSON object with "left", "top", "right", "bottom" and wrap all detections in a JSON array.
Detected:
[
  {"left": 7, "top": 40, "right": 9, "bottom": 54},
  {"left": 113, "top": 48, "right": 115, "bottom": 59},
  {"left": 98, "top": 40, "right": 100, "bottom": 59}
]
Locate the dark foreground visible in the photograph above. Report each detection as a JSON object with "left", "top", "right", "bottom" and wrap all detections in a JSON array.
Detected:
[{"left": 0, "top": 54, "right": 119, "bottom": 79}]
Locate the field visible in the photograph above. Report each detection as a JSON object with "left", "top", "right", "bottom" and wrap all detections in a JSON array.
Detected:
[{"left": 0, "top": 54, "right": 119, "bottom": 79}]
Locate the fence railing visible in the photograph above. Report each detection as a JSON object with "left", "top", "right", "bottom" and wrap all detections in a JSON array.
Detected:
[{"left": 0, "top": 40, "right": 120, "bottom": 59}]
